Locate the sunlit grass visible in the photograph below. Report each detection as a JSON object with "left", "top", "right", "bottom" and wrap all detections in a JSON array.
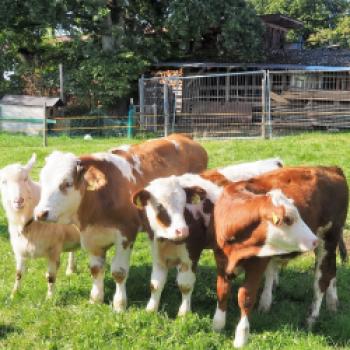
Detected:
[{"left": 0, "top": 132, "right": 350, "bottom": 349}]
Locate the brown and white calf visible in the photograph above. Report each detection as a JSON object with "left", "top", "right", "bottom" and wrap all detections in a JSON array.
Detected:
[
  {"left": 213, "top": 166, "right": 348, "bottom": 347},
  {"left": 132, "top": 158, "right": 283, "bottom": 315},
  {"left": 0, "top": 155, "right": 80, "bottom": 299},
  {"left": 34, "top": 134, "right": 208, "bottom": 311}
]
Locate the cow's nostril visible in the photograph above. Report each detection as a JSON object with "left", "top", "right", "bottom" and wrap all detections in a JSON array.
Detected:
[
  {"left": 175, "top": 227, "right": 189, "bottom": 238},
  {"left": 36, "top": 210, "right": 49, "bottom": 221},
  {"left": 312, "top": 239, "right": 319, "bottom": 248},
  {"left": 15, "top": 197, "right": 24, "bottom": 204}
]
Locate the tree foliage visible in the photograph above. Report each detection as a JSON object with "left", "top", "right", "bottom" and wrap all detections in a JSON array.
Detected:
[{"left": 2, "top": 0, "right": 350, "bottom": 107}]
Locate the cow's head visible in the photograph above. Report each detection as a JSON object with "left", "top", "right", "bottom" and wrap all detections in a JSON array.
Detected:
[
  {"left": 34, "top": 151, "right": 106, "bottom": 224},
  {"left": 218, "top": 188, "right": 318, "bottom": 274},
  {"left": 0, "top": 154, "right": 37, "bottom": 215},
  {"left": 132, "top": 176, "right": 207, "bottom": 241},
  {"left": 258, "top": 189, "right": 318, "bottom": 256}
]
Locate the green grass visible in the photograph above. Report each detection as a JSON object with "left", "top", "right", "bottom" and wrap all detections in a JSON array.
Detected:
[{"left": 1, "top": 132, "right": 350, "bottom": 349}]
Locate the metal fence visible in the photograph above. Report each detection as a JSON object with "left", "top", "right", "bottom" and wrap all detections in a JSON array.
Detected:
[
  {"left": 2, "top": 69, "right": 350, "bottom": 142},
  {"left": 138, "top": 69, "right": 350, "bottom": 138}
]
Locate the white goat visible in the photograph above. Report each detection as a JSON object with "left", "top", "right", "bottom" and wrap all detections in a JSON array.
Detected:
[{"left": 0, "top": 154, "right": 80, "bottom": 298}]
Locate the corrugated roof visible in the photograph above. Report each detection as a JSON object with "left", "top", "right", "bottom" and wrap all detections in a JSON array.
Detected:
[
  {"left": 0, "top": 95, "right": 63, "bottom": 107},
  {"left": 153, "top": 62, "right": 350, "bottom": 72},
  {"left": 260, "top": 14, "right": 304, "bottom": 29}
]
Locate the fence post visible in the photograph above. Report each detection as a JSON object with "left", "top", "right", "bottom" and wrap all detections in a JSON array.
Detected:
[
  {"left": 59, "top": 63, "right": 64, "bottom": 103},
  {"left": 266, "top": 71, "right": 272, "bottom": 139},
  {"left": 152, "top": 103, "right": 157, "bottom": 132},
  {"left": 127, "top": 98, "right": 134, "bottom": 139},
  {"left": 164, "top": 83, "right": 169, "bottom": 136},
  {"left": 261, "top": 72, "right": 266, "bottom": 139},
  {"left": 43, "top": 102, "right": 47, "bottom": 147},
  {"left": 139, "top": 75, "right": 145, "bottom": 130}
]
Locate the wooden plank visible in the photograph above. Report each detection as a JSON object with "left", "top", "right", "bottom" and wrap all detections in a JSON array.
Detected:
[{"left": 270, "top": 91, "right": 289, "bottom": 104}]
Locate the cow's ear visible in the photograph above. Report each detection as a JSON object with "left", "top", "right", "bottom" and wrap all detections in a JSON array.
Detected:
[
  {"left": 23, "top": 153, "right": 36, "bottom": 173},
  {"left": 184, "top": 186, "right": 207, "bottom": 204},
  {"left": 84, "top": 166, "right": 107, "bottom": 191},
  {"left": 132, "top": 189, "right": 150, "bottom": 209}
]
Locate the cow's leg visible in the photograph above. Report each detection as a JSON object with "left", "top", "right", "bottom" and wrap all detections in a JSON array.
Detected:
[
  {"left": 11, "top": 255, "right": 26, "bottom": 298},
  {"left": 177, "top": 263, "right": 196, "bottom": 316},
  {"left": 46, "top": 255, "right": 60, "bottom": 299},
  {"left": 326, "top": 276, "right": 338, "bottom": 312},
  {"left": 306, "top": 233, "right": 337, "bottom": 329},
  {"left": 89, "top": 253, "right": 106, "bottom": 304},
  {"left": 111, "top": 233, "right": 132, "bottom": 312},
  {"left": 213, "top": 272, "right": 231, "bottom": 331},
  {"left": 65, "top": 252, "right": 77, "bottom": 276},
  {"left": 234, "top": 258, "right": 269, "bottom": 348},
  {"left": 146, "top": 261, "right": 168, "bottom": 312},
  {"left": 258, "top": 259, "right": 279, "bottom": 312}
]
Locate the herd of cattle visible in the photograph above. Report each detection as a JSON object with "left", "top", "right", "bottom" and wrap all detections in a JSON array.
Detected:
[{"left": 0, "top": 133, "right": 348, "bottom": 348}]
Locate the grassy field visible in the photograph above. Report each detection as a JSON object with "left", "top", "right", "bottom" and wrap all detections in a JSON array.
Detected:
[{"left": 1, "top": 132, "right": 350, "bottom": 349}]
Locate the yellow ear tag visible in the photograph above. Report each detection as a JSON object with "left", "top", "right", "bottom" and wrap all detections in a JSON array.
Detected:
[
  {"left": 135, "top": 196, "right": 143, "bottom": 209},
  {"left": 87, "top": 183, "right": 97, "bottom": 191},
  {"left": 272, "top": 212, "right": 279, "bottom": 225},
  {"left": 192, "top": 193, "right": 201, "bottom": 205}
]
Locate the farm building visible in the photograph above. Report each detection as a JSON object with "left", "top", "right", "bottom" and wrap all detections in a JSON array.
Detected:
[
  {"left": 260, "top": 14, "right": 303, "bottom": 51},
  {"left": 0, "top": 95, "right": 63, "bottom": 135},
  {"left": 139, "top": 63, "right": 350, "bottom": 137}
]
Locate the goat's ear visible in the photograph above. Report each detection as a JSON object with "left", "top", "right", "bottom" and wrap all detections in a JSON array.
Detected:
[
  {"left": 184, "top": 186, "right": 207, "bottom": 205},
  {"left": 132, "top": 189, "right": 150, "bottom": 209},
  {"left": 24, "top": 153, "right": 36, "bottom": 172},
  {"left": 83, "top": 166, "right": 107, "bottom": 191}
]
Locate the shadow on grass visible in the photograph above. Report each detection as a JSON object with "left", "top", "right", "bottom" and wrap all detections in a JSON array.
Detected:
[
  {"left": 0, "top": 324, "right": 20, "bottom": 339},
  {"left": 52, "top": 260, "right": 350, "bottom": 347},
  {"left": 105, "top": 263, "right": 350, "bottom": 347}
]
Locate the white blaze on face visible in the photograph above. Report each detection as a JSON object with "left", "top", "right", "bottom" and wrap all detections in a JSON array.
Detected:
[
  {"left": 258, "top": 189, "right": 318, "bottom": 257},
  {"left": 35, "top": 151, "right": 82, "bottom": 224},
  {"left": 144, "top": 176, "right": 189, "bottom": 241},
  {"left": 143, "top": 174, "right": 222, "bottom": 241},
  {"left": 218, "top": 158, "right": 282, "bottom": 182}
]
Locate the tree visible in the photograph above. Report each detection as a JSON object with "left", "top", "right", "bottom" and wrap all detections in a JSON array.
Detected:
[{"left": 0, "top": 0, "right": 264, "bottom": 107}]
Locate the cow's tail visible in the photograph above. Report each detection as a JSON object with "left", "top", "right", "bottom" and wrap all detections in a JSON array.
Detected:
[{"left": 339, "top": 232, "right": 348, "bottom": 264}]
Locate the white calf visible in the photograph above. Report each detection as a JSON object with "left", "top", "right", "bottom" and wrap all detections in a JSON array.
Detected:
[{"left": 0, "top": 154, "right": 80, "bottom": 298}]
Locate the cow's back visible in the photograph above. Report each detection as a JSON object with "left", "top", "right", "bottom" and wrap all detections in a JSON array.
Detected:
[
  {"left": 130, "top": 134, "right": 208, "bottom": 186},
  {"left": 231, "top": 166, "right": 348, "bottom": 232}
]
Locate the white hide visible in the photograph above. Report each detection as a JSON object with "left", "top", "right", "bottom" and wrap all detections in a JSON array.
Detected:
[
  {"left": 35, "top": 151, "right": 82, "bottom": 224},
  {"left": 257, "top": 190, "right": 318, "bottom": 257},
  {"left": 218, "top": 158, "right": 282, "bottom": 182},
  {"left": 93, "top": 152, "right": 135, "bottom": 182}
]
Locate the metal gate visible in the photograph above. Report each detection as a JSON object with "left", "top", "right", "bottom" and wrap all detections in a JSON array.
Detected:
[{"left": 137, "top": 68, "right": 350, "bottom": 138}]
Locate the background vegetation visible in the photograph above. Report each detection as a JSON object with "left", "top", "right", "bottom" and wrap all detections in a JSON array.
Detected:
[
  {"left": 1, "top": 1, "right": 350, "bottom": 108},
  {"left": 0, "top": 132, "right": 350, "bottom": 349}
]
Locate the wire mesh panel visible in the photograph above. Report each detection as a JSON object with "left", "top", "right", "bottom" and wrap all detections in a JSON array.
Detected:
[
  {"left": 269, "top": 69, "right": 350, "bottom": 136},
  {"left": 140, "top": 71, "right": 266, "bottom": 138}
]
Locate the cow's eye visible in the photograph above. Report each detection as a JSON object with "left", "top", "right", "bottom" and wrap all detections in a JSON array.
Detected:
[
  {"left": 60, "top": 181, "right": 73, "bottom": 192},
  {"left": 156, "top": 204, "right": 171, "bottom": 227},
  {"left": 284, "top": 216, "right": 294, "bottom": 226},
  {"left": 2, "top": 180, "right": 7, "bottom": 185},
  {"left": 23, "top": 177, "right": 28, "bottom": 182}
]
